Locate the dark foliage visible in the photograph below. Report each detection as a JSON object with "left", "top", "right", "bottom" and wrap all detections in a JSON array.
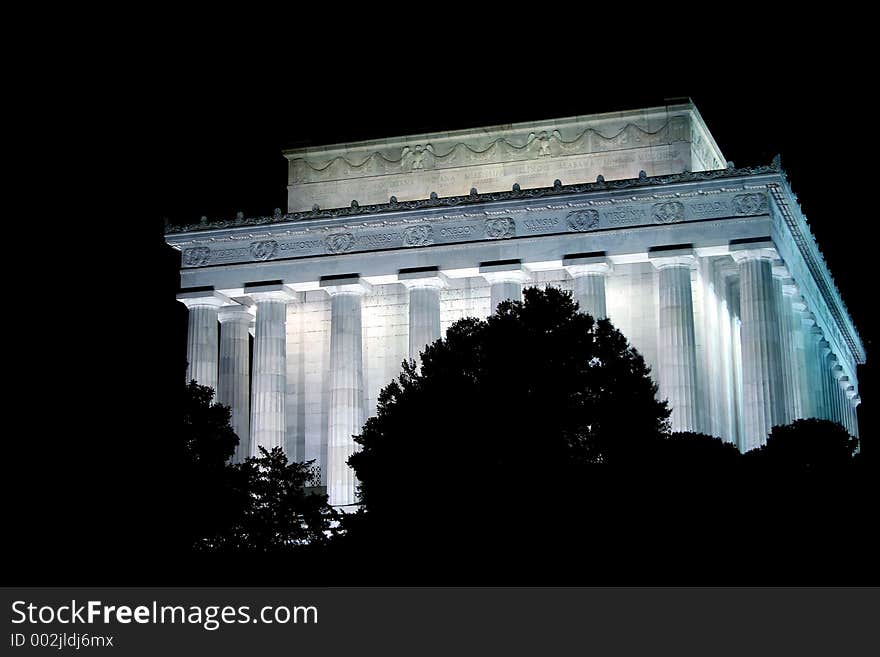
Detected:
[
  {"left": 346, "top": 287, "right": 671, "bottom": 569},
  {"left": 335, "top": 290, "right": 874, "bottom": 585},
  {"left": 160, "top": 296, "right": 873, "bottom": 584},
  {"left": 199, "top": 447, "right": 337, "bottom": 552},
  {"left": 749, "top": 419, "right": 859, "bottom": 474},
  {"left": 181, "top": 381, "right": 240, "bottom": 548},
  {"left": 181, "top": 381, "right": 336, "bottom": 554}
]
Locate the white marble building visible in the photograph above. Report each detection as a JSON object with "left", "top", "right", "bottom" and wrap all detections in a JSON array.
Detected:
[{"left": 166, "top": 101, "right": 864, "bottom": 506}]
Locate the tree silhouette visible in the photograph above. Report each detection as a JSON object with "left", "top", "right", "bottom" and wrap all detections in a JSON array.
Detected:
[
  {"left": 182, "top": 381, "right": 239, "bottom": 467},
  {"left": 201, "top": 447, "right": 338, "bottom": 552},
  {"left": 347, "top": 286, "right": 669, "bottom": 560},
  {"left": 180, "top": 381, "right": 240, "bottom": 549},
  {"left": 749, "top": 418, "right": 859, "bottom": 473},
  {"left": 180, "top": 381, "right": 337, "bottom": 553}
]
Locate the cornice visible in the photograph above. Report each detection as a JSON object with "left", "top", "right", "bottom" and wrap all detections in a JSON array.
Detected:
[
  {"left": 768, "top": 182, "right": 866, "bottom": 364},
  {"left": 280, "top": 101, "right": 701, "bottom": 159},
  {"left": 165, "top": 160, "right": 781, "bottom": 236}
]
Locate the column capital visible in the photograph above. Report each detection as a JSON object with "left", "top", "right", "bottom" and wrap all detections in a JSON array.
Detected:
[
  {"left": 177, "top": 288, "right": 232, "bottom": 308},
  {"left": 832, "top": 364, "right": 844, "bottom": 379},
  {"left": 818, "top": 339, "right": 832, "bottom": 356},
  {"left": 729, "top": 239, "right": 778, "bottom": 263},
  {"left": 479, "top": 261, "right": 530, "bottom": 285},
  {"left": 648, "top": 247, "right": 696, "bottom": 270},
  {"left": 244, "top": 281, "right": 297, "bottom": 303},
  {"left": 563, "top": 254, "right": 613, "bottom": 278},
  {"left": 320, "top": 274, "right": 372, "bottom": 296},
  {"left": 781, "top": 278, "right": 799, "bottom": 297},
  {"left": 398, "top": 267, "right": 449, "bottom": 290},
  {"left": 851, "top": 394, "right": 861, "bottom": 407},
  {"left": 218, "top": 304, "right": 255, "bottom": 323},
  {"left": 838, "top": 375, "right": 850, "bottom": 390},
  {"left": 716, "top": 258, "right": 739, "bottom": 279},
  {"left": 771, "top": 259, "right": 790, "bottom": 280}
]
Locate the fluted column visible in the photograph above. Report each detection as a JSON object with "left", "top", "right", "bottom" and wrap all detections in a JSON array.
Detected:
[
  {"left": 831, "top": 362, "right": 846, "bottom": 426},
  {"left": 808, "top": 326, "right": 825, "bottom": 419},
  {"left": 399, "top": 268, "right": 447, "bottom": 362},
  {"left": 850, "top": 394, "right": 861, "bottom": 439},
  {"left": 773, "top": 271, "right": 797, "bottom": 424},
  {"left": 178, "top": 290, "right": 228, "bottom": 391},
  {"left": 817, "top": 339, "right": 833, "bottom": 421},
  {"left": 731, "top": 242, "right": 784, "bottom": 451},
  {"left": 480, "top": 262, "right": 530, "bottom": 314},
  {"left": 781, "top": 284, "right": 805, "bottom": 420},
  {"left": 791, "top": 299, "right": 814, "bottom": 419},
  {"left": 826, "top": 354, "right": 843, "bottom": 427},
  {"left": 321, "top": 275, "right": 370, "bottom": 507},
  {"left": 563, "top": 254, "right": 612, "bottom": 320},
  {"left": 839, "top": 376, "right": 855, "bottom": 435},
  {"left": 839, "top": 382, "right": 849, "bottom": 431},
  {"left": 218, "top": 305, "right": 253, "bottom": 463},
  {"left": 246, "top": 282, "right": 295, "bottom": 457},
  {"left": 649, "top": 248, "right": 699, "bottom": 433},
  {"left": 729, "top": 279, "right": 746, "bottom": 447}
]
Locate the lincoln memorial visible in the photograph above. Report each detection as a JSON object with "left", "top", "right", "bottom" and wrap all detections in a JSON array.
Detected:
[{"left": 165, "top": 100, "right": 864, "bottom": 507}]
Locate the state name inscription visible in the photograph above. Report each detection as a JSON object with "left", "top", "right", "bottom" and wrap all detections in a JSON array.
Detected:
[{"left": 176, "top": 190, "right": 769, "bottom": 267}]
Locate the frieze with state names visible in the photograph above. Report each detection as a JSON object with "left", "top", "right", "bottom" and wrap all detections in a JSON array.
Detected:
[{"left": 176, "top": 189, "right": 770, "bottom": 268}]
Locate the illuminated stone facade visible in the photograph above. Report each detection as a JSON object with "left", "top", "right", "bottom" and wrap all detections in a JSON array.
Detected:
[{"left": 166, "top": 101, "right": 864, "bottom": 507}]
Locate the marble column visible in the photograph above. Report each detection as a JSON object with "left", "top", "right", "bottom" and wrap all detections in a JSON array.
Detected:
[
  {"left": 731, "top": 242, "right": 784, "bottom": 451},
  {"left": 321, "top": 275, "right": 370, "bottom": 507},
  {"left": 480, "top": 262, "right": 530, "bottom": 314},
  {"left": 791, "top": 299, "right": 814, "bottom": 419},
  {"left": 729, "top": 280, "right": 746, "bottom": 447},
  {"left": 830, "top": 354, "right": 843, "bottom": 426},
  {"left": 773, "top": 271, "right": 797, "bottom": 424},
  {"left": 717, "top": 263, "right": 742, "bottom": 445},
  {"left": 850, "top": 394, "right": 861, "bottom": 439},
  {"left": 563, "top": 254, "right": 612, "bottom": 320},
  {"left": 839, "top": 376, "right": 854, "bottom": 435},
  {"left": 178, "top": 290, "right": 228, "bottom": 392},
  {"left": 649, "top": 248, "right": 699, "bottom": 433},
  {"left": 808, "top": 326, "right": 825, "bottom": 419},
  {"left": 840, "top": 383, "right": 850, "bottom": 432},
  {"left": 246, "top": 282, "right": 295, "bottom": 457},
  {"left": 834, "top": 382, "right": 844, "bottom": 429},
  {"left": 218, "top": 305, "right": 253, "bottom": 463},
  {"left": 831, "top": 362, "right": 845, "bottom": 426},
  {"left": 399, "top": 268, "right": 447, "bottom": 362},
  {"left": 781, "top": 283, "right": 805, "bottom": 421},
  {"left": 817, "top": 339, "right": 833, "bottom": 421}
]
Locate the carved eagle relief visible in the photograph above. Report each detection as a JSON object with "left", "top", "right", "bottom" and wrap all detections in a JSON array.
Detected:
[
  {"left": 401, "top": 144, "right": 435, "bottom": 172},
  {"left": 526, "top": 130, "right": 562, "bottom": 158}
]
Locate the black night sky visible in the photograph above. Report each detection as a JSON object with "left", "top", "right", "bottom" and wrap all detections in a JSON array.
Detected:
[{"left": 14, "top": 38, "right": 876, "bottom": 583}]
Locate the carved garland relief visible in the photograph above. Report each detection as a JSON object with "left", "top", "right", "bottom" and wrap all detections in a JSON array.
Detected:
[
  {"left": 325, "top": 232, "right": 356, "bottom": 254},
  {"left": 182, "top": 247, "right": 211, "bottom": 267},
  {"left": 567, "top": 209, "right": 600, "bottom": 232},
  {"left": 485, "top": 217, "right": 516, "bottom": 239},
  {"left": 403, "top": 225, "right": 434, "bottom": 247},
  {"left": 652, "top": 202, "right": 685, "bottom": 224},
  {"left": 250, "top": 240, "right": 278, "bottom": 261}
]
